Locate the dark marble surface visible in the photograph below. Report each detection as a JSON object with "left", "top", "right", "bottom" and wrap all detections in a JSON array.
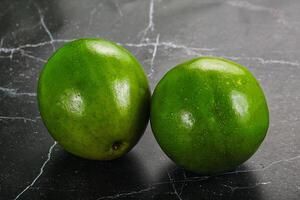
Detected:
[{"left": 0, "top": 0, "right": 300, "bottom": 199}]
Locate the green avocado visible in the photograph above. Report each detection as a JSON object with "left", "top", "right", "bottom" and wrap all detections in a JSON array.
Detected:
[
  {"left": 150, "top": 57, "right": 269, "bottom": 174},
  {"left": 38, "top": 38, "right": 150, "bottom": 160}
]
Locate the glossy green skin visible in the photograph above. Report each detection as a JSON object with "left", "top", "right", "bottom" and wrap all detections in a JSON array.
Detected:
[
  {"left": 38, "top": 38, "right": 150, "bottom": 160},
  {"left": 151, "top": 57, "right": 269, "bottom": 174}
]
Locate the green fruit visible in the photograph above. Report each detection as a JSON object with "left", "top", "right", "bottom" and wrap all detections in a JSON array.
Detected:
[
  {"left": 150, "top": 57, "right": 269, "bottom": 174},
  {"left": 38, "top": 38, "right": 150, "bottom": 160}
]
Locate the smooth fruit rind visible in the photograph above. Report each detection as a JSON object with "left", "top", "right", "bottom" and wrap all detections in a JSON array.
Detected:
[
  {"left": 150, "top": 57, "right": 269, "bottom": 174},
  {"left": 38, "top": 38, "right": 150, "bottom": 160}
]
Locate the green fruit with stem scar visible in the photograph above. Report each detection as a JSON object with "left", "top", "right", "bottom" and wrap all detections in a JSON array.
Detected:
[
  {"left": 150, "top": 57, "right": 269, "bottom": 174},
  {"left": 38, "top": 38, "right": 150, "bottom": 160}
]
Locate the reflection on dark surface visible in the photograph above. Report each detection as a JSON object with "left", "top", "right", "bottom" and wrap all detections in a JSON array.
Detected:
[
  {"left": 20, "top": 148, "right": 151, "bottom": 200},
  {"left": 152, "top": 163, "right": 265, "bottom": 200},
  {"left": 16, "top": 147, "right": 266, "bottom": 200}
]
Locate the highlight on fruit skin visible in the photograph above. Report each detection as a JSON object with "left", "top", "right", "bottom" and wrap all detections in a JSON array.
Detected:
[
  {"left": 38, "top": 38, "right": 151, "bottom": 160},
  {"left": 150, "top": 56, "right": 269, "bottom": 174}
]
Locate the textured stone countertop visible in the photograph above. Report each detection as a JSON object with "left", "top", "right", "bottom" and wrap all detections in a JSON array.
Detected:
[{"left": 0, "top": 0, "right": 299, "bottom": 199}]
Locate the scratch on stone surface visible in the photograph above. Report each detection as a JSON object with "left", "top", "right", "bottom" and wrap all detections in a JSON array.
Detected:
[
  {"left": 0, "top": 40, "right": 66, "bottom": 53},
  {"left": 122, "top": 41, "right": 299, "bottom": 67},
  {"left": 223, "top": 181, "right": 270, "bottom": 197},
  {"left": 8, "top": 49, "right": 15, "bottom": 60},
  {"left": 226, "top": 0, "right": 290, "bottom": 28},
  {"left": 113, "top": 0, "right": 123, "bottom": 17},
  {"left": 40, "top": 17, "right": 55, "bottom": 52},
  {"left": 227, "top": 0, "right": 272, "bottom": 12},
  {"left": 223, "top": 155, "right": 300, "bottom": 175},
  {"left": 160, "top": 41, "right": 217, "bottom": 53},
  {"left": 0, "top": 38, "right": 3, "bottom": 48},
  {"left": 0, "top": 39, "right": 72, "bottom": 56},
  {"left": 122, "top": 41, "right": 216, "bottom": 53},
  {"left": 252, "top": 57, "right": 300, "bottom": 67},
  {"left": 0, "top": 116, "right": 37, "bottom": 123},
  {"left": 148, "top": 34, "right": 160, "bottom": 78},
  {"left": 139, "top": 0, "right": 155, "bottom": 41},
  {"left": 231, "top": 56, "right": 300, "bottom": 67},
  {"left": 88, "top": 2, "right": 103, "bottom": 30},
  {"left": 0, "top": 55, "right": 11, "bottom": 59},
  {"left": 29, "top": 186, "right": 77, "bottom": 192},
  {"left": 223, "top": 181, "right": 271, "bottom": 191},
  {"left": 96, "top": 186, "right": 155, "bottom": 200},
  {"left": 21, "top": 52, "right": 47, "bottom": 63},
  {"left": 167, "top": 172, "right": 183, "bottom": 200},
  {"left": 14, "top": 141, "right": 57, "bottom": 200},
  {"left": 172, "top": 175, "right": 210, "bottom": 184},
  {"left": 0, "top": 86, "right": 36, "bottom": 97},
  {"left": 121, "top": 42, "right": 150, "bottom": 48},
  {"left": 178, "top": 170, "right": 187, "bottom": 197},
  {"left": 37, "top": 7, "right": 56, "bottom": 52},
  {"left": 146, "top": 175, "right": 210, "bottom": 186}
]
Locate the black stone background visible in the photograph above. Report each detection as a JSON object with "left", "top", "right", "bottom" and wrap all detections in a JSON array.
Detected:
[{"left": 0, "top": 0, "right": 299, "bottom": 199}]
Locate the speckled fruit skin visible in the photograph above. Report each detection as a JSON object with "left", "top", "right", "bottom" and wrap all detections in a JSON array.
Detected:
[
  {"left": 38, "top": 38, "right": 150, "bottom": 160},
  {"left": 150, "top": 57, "right": 269, "bottom": 174}
]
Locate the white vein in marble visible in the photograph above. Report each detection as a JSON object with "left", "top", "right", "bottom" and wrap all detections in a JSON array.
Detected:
[
  {"left": 37, "top": 6, "right": 56, "bottom": 52},
  {"left": 96, "top": 186, "right": 155, "bottom": 200},
  {"left": 167, "top": 172, "right": 183, "bottom": 200},
  {"left": 222, "top": 181, "right": 271, "bottom": 197},
  {"left": 226, "top": 0, "right": 291, "bottom": 29},
  {"left": 0, "top": 116, "right": 37, "bottom": 123},
  {"left": 139, "top": 0, "right": 155, "bottom": 42},
  {"left": 0, "top": 86, "right": 36, "bottom": 97},
  {"left": 148, "top": 34, "right": 160, "bottom": 78},
  {"left": 222, "top": 155, "right": 300, "bottom": 175},
  {"left": 14, "top": 141, "right": 57, "bottom": 200}
]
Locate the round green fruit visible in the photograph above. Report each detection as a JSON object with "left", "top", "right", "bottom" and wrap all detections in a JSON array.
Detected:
[
  {"left": 150, "top": 57, "right": 269, "bottom": 174},
  {"left": 38, "top": 38, "right": 150, "bottom": 160}
]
